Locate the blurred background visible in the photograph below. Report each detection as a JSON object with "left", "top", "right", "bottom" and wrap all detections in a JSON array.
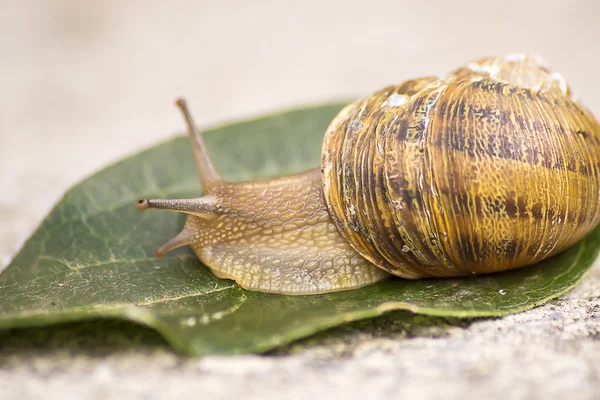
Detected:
[{"left": 1, "top": 0, "right": 600, "bottom": 265}]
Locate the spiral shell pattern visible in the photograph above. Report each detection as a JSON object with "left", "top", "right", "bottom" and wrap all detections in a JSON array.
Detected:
[{"left": 321, "top": 55, "right": 600, "bottom": 278}]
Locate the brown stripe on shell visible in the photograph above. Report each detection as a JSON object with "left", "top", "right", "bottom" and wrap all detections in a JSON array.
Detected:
[
  {"left": 423, "top": 84, "right": 599, "bottom": 176},
  {"left": 423, "top": 76, "right": 600, "bottom": 273},
  {"left": 322, "top": 89, "right": 416, "bottom": 277}
]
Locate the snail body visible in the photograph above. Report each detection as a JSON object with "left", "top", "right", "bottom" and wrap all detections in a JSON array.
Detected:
[{"left": 137, "top": 54, "right": 600, "bottom": 294}]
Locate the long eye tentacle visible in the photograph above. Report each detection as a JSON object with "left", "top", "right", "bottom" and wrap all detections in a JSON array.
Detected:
[
  {"left": 175, "top": 98, "right": 223, "bottom": 191},
  {"left": 135, "top": 196, "right": 221, "bottom": 219}
]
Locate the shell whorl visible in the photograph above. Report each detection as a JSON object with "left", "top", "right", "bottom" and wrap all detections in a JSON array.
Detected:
[{"left": 321, "top": 54, "right": 600, "bottom": 278}]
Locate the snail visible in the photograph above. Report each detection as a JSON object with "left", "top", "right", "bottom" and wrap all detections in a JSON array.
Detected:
[{"left": 136, "top": 54, "right": 600, "bottom": 295}]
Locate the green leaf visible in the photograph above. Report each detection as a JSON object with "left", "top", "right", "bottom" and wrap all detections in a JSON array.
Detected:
[{"left": 1, "top": 103, "right": 599, "bottom": 356}]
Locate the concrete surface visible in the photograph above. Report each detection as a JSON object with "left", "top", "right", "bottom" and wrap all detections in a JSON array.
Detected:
[{"left": 1, "top": 1, "right": 600, "bottom": 399}]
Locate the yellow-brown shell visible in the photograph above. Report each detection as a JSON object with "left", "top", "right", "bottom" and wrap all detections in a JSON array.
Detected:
[{"left": 321, "top": 54, "right": 600, "bottom": 279}]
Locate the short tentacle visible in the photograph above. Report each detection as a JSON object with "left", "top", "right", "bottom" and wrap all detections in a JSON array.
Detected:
[{"left": 155, "top": 226, "right": 196, "bottom": 258}]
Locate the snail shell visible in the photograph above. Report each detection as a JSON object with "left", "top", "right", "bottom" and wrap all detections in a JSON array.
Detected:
[{"left": 321, "top": 54, "right": 600, "bottom": 279}]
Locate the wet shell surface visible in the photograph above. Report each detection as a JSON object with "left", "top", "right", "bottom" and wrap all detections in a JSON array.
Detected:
[{"left": 321, "top": 54, "right": 600, "bottom": 279}]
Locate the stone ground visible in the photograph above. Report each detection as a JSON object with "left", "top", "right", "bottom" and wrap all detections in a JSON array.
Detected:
[{"left": 2, "top": 1, "right": 600, "bottom": 399}]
